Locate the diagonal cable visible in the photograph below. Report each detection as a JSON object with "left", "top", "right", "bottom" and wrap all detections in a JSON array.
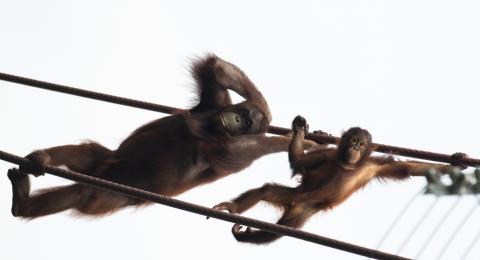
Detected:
[
  {"left": 415, "top": 196, "right": 462, "bottom": 259},
  {"left": 0, "top": 149, "right": 410, "bottom": 260},
  {"left": 371, "top": 187, "right": 425, "bottom": 258},
  {"left": 395, "top": 196, "right": 440, "bottom": 254},
  {"left": 1, "top": 71, "right": 479, "bottom": 166},
  {"left": 435, "top": 196, "right": 480, "bottom": 260},
  {"left": 459, "top": 228, "right": 480, "bottom": 260}
]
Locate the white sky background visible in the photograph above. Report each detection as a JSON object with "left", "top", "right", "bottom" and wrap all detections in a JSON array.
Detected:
[{"left": 1, "top": 1, "right": 480, "bottom": 259}]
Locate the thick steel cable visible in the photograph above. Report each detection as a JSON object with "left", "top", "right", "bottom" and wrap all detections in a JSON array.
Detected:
[
  {"left": 395, "top": 196, "right": 440, "bottom": 254},
  {"left": 436, "top": 196, "right": 480, "bottom": 260},
  {"left": 1, "top": 71, "right": 479, "bottom": 167},
  {"left": 370, "top": 187, "right": 425, "bottom": 259},
  {"left": 0, "top": 149, "right": 410, "bottom": 260},
  {"left": 414, "top": 196, "right": 462, "bottom": 259}
]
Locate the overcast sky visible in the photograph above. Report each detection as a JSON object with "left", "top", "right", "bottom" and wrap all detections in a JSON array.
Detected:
[{"left": 1, "top": 1, "right": 480, "bottom": 259}]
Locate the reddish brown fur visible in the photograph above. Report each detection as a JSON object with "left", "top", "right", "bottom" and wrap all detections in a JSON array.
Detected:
[
  {"left": 8, "top": 55, "right": 320, "bottom": 219},
  {"left": 214, "top": 116, "right": 460, "bottom": 244}
]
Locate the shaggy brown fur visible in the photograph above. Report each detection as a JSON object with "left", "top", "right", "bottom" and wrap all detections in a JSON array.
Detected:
[
  {"left": 213, "top": 116, "right": 463, "bottom": 244},
  {"left": 8, "top": 55, "right": 319, "bottom": 219}
]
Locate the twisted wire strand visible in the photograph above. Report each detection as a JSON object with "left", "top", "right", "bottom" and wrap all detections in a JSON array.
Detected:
[
  {"left": 1, "top": 71, "right": 479, "bottom": 166},
  {"left": 0, "top": 149, "right": 410, "bottom": 260}
]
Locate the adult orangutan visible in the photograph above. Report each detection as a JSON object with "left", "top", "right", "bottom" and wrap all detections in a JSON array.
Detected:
[{"left": 7, "top": 55, "right": 319, "bottom": 219}]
